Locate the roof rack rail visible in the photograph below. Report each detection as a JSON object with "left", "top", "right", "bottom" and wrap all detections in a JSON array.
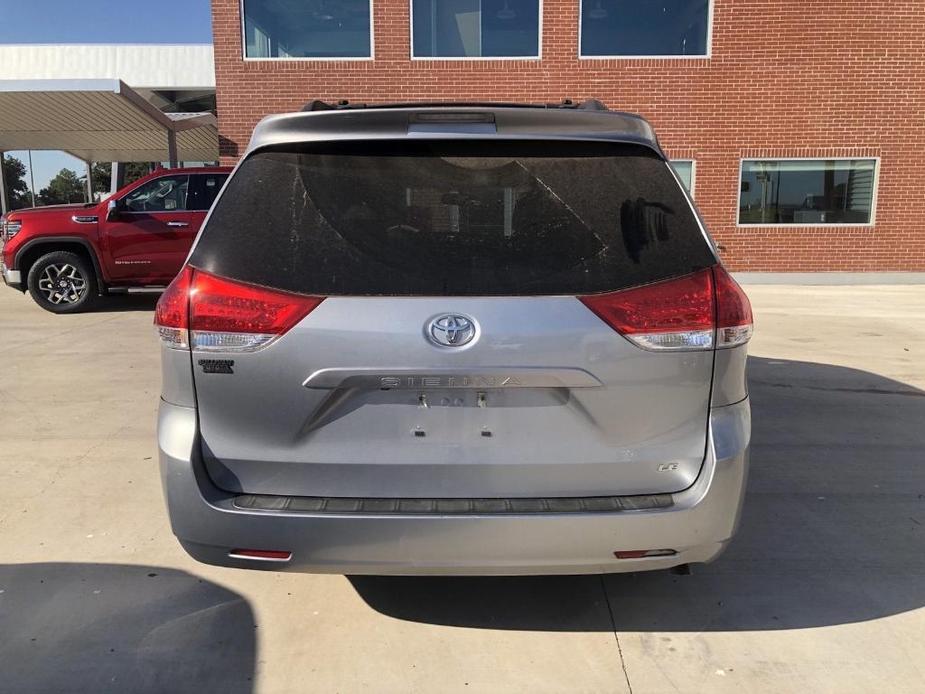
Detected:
[
  {"left": 547, "top": 99, "right": 609, "bottom": 111},
  {"left": 301, "top": 99, "right": 611, "bottom": 112}
]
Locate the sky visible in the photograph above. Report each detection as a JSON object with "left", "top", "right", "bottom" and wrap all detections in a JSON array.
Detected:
[
  {"left": 0, "top": 0, "right": 212, "bottom": 44},
  {"left": 0, "top": 0, "right": 213, "bottom": 198}
]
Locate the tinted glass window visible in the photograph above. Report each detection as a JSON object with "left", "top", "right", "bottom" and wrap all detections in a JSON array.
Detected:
[
  {"left": 412, "top": 0, "right": 540, "bottom": 57},
  {"left": 187, "top": 173, "right": 229, "bottom": 211},
  {"left": 580, "top": 0, "right": 709, "bottom": 57},
  {"left": 739, "top": 159, "right": 877, "bottom": 225},
  {"left": 123, "top": 175, "right": 189, "bottom": 212},
  {"left": 191, "top": 141, "right": 715, "bottom": 296},
  {"left": 243, "top": 0, "right": 371, "bottom": 58}
]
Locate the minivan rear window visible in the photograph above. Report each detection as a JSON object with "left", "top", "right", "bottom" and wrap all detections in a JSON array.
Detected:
[{"left": 190, "top": 141, "right": 715, "bottom": 296}]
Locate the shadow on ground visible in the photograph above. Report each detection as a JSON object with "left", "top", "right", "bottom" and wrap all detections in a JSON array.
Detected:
[
  {"left": 0, "top": 563, "right": 256, "bottom": 693},
  {"left": 351, "top": 356, "right": 925, "bottom": 631},
  {"left": 93, "top": 294, "right": 161, "bottom": 313}
]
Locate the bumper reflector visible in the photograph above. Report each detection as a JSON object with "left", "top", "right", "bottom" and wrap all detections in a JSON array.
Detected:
[
  {"left": 613, "top": 549, "right": 677, "bottom": 559},
  {"left": 228, "top": 549, "right": 292, "bottom": 561}
]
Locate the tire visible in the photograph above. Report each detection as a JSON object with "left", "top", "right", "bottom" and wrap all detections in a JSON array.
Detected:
[{"left": 26, "top": 251, "right": 97, "bottom": 314}]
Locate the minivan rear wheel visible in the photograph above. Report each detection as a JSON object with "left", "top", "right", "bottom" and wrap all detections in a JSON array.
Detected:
[{"left": 27, "top": 251, "right": 97, "bottom": 313}]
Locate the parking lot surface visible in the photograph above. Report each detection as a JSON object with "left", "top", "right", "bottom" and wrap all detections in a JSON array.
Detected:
[{"left": 1, "top": 284, "right": 923, "bottom": 693}]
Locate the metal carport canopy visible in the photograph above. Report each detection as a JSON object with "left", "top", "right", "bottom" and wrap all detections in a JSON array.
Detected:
[{"left": 0, "top": 78, "right": 218, "bottom": 162}]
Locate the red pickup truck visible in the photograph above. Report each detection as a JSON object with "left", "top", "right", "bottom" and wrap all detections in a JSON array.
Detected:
[{"left": 1, "top": 166, "right": 231, "bottom": 312}]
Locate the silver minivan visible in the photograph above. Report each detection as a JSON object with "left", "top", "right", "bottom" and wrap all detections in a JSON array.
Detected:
[{"left": 155, "top": 100, "right": 752, "bottom": 575}]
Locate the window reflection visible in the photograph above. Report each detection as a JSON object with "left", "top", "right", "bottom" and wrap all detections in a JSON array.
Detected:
[
  {"left": 739, "top": 160, "right": 877, "bottom": 225},
  {"left": 243, "top": 0, "right": 372, "bottom": 58},
  {"left": 580, "top": 0, "right": 710, "bottom": 57},
  {"left": 412, "top": 0, "right": 540, "bottom": 57}
]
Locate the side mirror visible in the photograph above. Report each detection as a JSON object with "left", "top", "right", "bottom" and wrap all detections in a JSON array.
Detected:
[{"left": 106, "top": 199, "right": 121, "bottom": 221}]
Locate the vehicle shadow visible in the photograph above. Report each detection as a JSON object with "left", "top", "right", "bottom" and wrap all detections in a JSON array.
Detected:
[
  {"left": 92, "top": 294, "right": 161, "bottom": 313},
  {"left": 350, "top": 356, "right": 925, "bottom": 631},
  {"left": 0, "top": 563, "right": 256, "bottom": 693}
]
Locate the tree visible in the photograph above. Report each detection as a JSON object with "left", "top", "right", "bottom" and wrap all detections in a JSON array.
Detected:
[
  {"left": 1, "top": 155, "right": 32, "bottom": 210},
  {"left": 90, "top": 162, "right": 156, "bottom": 195},
  {"left": 37, "top": 168, "right": 86, "bottom": 206},
  {"left": 90, "top": 162, "right": 111, "bottom": 197}
]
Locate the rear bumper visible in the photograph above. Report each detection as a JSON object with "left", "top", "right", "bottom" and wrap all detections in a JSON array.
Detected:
[{"left": 158, "top": 398, "right": 750, "bottom": 575}]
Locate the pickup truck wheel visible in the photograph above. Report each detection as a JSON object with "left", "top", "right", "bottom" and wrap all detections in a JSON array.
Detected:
[{"left": 27, "top": 251, "right": 97, "bottom": 313}]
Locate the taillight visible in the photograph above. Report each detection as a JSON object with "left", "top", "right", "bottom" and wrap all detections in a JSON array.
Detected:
[
  {"left": 154, "top": 267, "right": 324, "bottom": 352},
  {"left": 578, "top": 266, "right": 753, "bottom": 351},
  {"left": 154, "top": 266, "right": 193, "bottom": 349},
  {"left": 712, "top": 265, "right": 753, "bottom": 348},
  {"left": 189, "top": 271, "right": 324, "bottom": 352},
  {"left": 579, "top": 269, "right": 715, "bottom": 351}
]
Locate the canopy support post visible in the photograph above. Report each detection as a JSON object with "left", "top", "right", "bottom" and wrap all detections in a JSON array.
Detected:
[
  {"left": 85, "top": 160, "right": 93, "bottom": 203},
  {"left": 0, "top": 151, "right": 8, "bottom": 216},
  {"left": 110, "top": 162, "right": 125, "bottom": 194},
  {"left": 167, "top": 130, "right": 178, "bottom": 168}
]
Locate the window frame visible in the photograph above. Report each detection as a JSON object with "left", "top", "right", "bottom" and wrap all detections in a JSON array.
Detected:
[
  {"left": 736, "top": 157, "right": 881, "bottom": 229},
  {"left": 670, "top": 159, "right": 696, "bottom": 197},
  {"left": 577, "top": 0, "right": 713, "bottom": 60},
  {"left": 240, "top": 0, "right": 376, "bottom": 61},
  {"left": 409, "top": 0, "right": 543, "bottom": 60}
]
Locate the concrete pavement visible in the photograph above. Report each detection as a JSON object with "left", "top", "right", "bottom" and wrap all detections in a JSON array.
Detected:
[{"left": 0, "top": 284, "right": 923, "bottom": 693}]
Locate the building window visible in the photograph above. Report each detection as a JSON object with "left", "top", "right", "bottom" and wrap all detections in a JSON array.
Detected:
[
  {"left": 739, "top": 159, "right": 877, "bottom": 226},
  {"left": 580, "top": 0, "right": 710, "bottom": 58},
  {"left": 670, "top": 160, "right": 695, "bottom": 195},
  {"left": 412, "top": 0, "right": 541, "bottom": 58},
  {"left": 242, "top": 0, "right": 372, "bottom": 59}
]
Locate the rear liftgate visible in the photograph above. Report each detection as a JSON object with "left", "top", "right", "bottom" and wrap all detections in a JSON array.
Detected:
[{"left": 156, "top": 264, "right": 751, "bottom": 501}]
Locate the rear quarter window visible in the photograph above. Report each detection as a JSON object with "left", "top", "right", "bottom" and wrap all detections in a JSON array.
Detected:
[{"left": 190, "top": 141, "right": 715, "bottom": 296}]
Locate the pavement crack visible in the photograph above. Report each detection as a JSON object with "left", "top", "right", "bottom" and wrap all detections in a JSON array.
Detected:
[{"left": 599, "top": 574, "right": 633, "bottom": 694}]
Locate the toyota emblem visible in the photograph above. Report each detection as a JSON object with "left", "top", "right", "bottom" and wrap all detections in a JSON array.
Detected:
[{"left": 427, "top": 314, "right": 476, "bottom": 347}]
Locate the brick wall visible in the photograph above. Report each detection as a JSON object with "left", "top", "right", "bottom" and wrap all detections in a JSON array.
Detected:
[{"left": 211, "top": 0, "right": 925, "bottom": 271}]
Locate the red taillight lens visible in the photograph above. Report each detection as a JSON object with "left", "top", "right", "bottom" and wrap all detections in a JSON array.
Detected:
[
  {"left": 712, "top": 265, "right": 753, "bottom": 348},
  {"left": 579, "top": 269, "right": 715, "bottom": 351},
  {"left": 191, "top": 271, "right": 323, "bottom": 330},
  {"left": 579, "top": 266, "right": 753, "bottom": 351},
  {"left": 154, "top": 268, "right": 324, "bottom": 352},
  {"left": 190, "top": 270, "right": 323, "bottom": 352},
  {"left": 154, "top": 266, "right": 193, "bottom": 349}
]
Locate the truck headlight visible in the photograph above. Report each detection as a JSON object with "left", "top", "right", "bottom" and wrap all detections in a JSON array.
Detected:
[{"left": 1, "top": 219, "right": 21, "bottom": 240}]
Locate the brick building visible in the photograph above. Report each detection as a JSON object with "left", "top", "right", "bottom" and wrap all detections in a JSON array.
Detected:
[{"left": 210, "top": 0, "right": 925, "bottom": 273}]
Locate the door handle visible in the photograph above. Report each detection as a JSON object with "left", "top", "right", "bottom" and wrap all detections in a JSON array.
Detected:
[{"left": 166, "top": 221, "right": 189, "bottom": 228}]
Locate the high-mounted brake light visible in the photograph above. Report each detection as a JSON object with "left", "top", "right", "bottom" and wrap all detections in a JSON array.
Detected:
[
  {"left": 579, "top": 266, "right": 752, "bottom": 351},
  {"left": 154, "top": 267, "right": 324, "bottom": 352}
]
